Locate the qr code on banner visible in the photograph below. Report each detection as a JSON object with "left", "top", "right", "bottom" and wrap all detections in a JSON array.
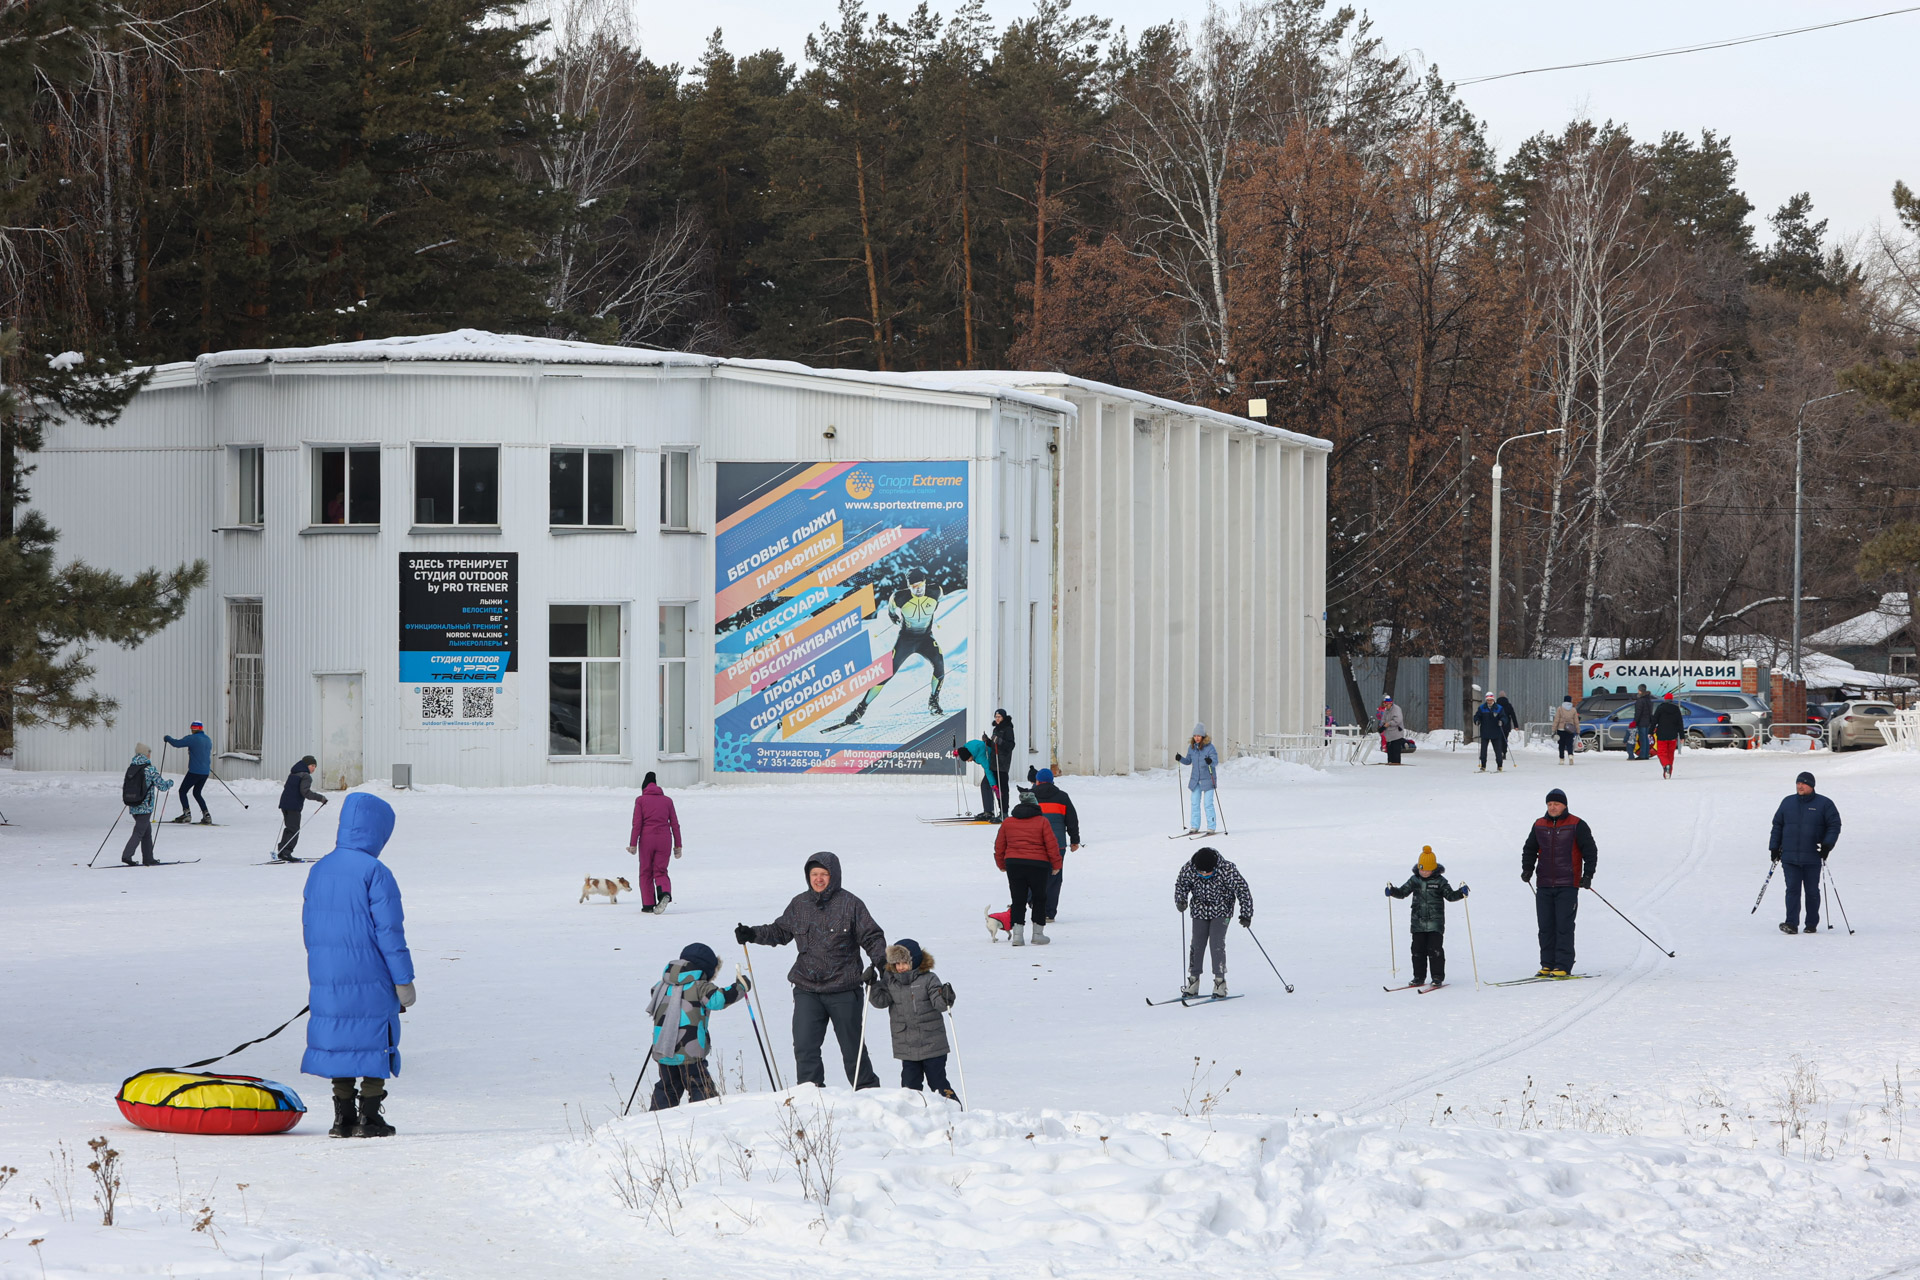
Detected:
[
  {"left": 421, "top": 687, "right": 455, "bottom": 720},
  {"left": 462, "top": 686, "right": 495, "bottom": 720}
]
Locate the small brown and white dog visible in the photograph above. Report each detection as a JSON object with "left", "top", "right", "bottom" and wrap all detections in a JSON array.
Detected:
[
  {"left": 985, "top": 905, "right": 1013, "bottom": 942},
  {"left": 579, "top": 876, "right": 634, "bottom": 904}
]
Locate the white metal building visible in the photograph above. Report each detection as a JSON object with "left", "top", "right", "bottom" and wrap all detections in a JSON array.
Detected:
[{"left": 18, "top": 331, "right": 1327, "bottom": 788}]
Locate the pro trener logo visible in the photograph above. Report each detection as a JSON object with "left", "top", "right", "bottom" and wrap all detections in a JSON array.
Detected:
[{"left": 845, "top": 469, "right": 876, "bottom": 499}]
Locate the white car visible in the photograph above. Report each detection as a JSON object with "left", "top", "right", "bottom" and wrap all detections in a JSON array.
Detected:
[{"left": 1827, "top": 700, "right": 1897, "bottom": 750}]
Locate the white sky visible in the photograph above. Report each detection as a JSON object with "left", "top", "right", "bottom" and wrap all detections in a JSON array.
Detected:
[{"left": 629, "top": 0, "right": 1916, "bottom": 247}]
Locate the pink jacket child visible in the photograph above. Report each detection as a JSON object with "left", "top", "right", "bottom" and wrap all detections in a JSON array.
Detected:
[{"left": 626, "top": 774, "right": 684, "bottom": 913}]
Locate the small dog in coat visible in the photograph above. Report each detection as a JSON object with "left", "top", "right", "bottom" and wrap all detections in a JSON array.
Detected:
[
  {"left": 580, "top": 876, "right": 634, "bottom": 904},
  {"left": 985, "top": 905, "right": 1013, "bottom": 942}
]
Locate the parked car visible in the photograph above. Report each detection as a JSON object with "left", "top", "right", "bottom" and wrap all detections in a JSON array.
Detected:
[
  {"left": 1802, "top": 702, "right": 1845, "bottom": 742},
  {"left": 1594, "top": 700, "right": 1745, "bottom": 751},
  {"left": 1685, "top": 692, "right": 1770, "bottom": 741},
  {"left": 1827, "top": 700, "right": 1897, "bottom": 750}
]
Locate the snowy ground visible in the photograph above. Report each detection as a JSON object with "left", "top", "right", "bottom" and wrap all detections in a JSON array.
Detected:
[{"left": 4, "top": 738, "right": 1920, "bottom": 1278}]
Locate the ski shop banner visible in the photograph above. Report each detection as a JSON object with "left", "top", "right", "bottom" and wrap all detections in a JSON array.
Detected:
[
  {"left": 713, "top": 461, "right": 969, "bottom": 774},
  {"left": 1581, "top": 660, "right": 1743, "bottom": 698},
  {"left": 398, "top": 553, "right": 520, "bottom": 729}
]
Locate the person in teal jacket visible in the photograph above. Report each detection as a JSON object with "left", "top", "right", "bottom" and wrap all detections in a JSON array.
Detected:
[
  {"left": 119, "top": 744, "right": 174, "bottom": 865},
  {"left": 952, "top": 736, "right": 1000, "bottom": 823},
  {"left": 646, "top": 943, "right": 750, "bottom": 1109}
]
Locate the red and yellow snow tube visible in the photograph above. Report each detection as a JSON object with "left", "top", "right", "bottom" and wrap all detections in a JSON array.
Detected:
[{"left": 116, "top": 1069, "right": 306, "bottom": 1135}]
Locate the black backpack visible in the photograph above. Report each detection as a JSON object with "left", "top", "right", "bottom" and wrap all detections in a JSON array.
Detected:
[{"left": 121, "top": 762, "right": 149, "bottom": 807}]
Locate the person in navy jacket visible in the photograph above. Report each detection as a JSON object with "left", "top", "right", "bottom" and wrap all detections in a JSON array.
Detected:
[
  {"left": 1769, "top": 771, "right": 1842, "bottom": 934},
  {"left": 303, "top": 793, "right": 415, "bottom": 1138}
]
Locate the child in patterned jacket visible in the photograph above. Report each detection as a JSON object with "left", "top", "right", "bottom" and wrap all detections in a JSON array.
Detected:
[{"left": 1174, "top": 847, "right": 1253, "bottom": 998}]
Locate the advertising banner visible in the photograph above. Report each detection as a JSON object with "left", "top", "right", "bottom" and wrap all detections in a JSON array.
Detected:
[
  {"left": 713, "top": 462, "right": 968, "bottom": 773},
  {"left": 1581, "top": 659, "right": 1743, "bottom": 698},
  {"left": 398, "top": 553, "right": 519, "bottom": 728}
]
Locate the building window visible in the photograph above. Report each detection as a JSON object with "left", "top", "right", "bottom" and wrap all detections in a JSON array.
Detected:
[
  {"left": 550, "top": 448, "right": 622, "bottom": 527},
  {"left": 659, "top": 603, "right": 689, "bottom": 754},
  {"left": 226, "top": 599, "right": 264, "bottom": 756},
  {"left": 233, "top": 447, "right": 265, "bottom": 526},
  {"left": 660, "top": 449, "right": 691, "bottom": 530},
  {"left": 549, "top": 604, "right": 622, "bottom": 756},
  {"left": 414, "top": 445, "right": 499, "bottom": 525},
  {"left": 311, "top": 446, "right": 380, "bottom": 525},
  {"left": 1894, "top": 652, "right": 1917, "bottom": 676}
]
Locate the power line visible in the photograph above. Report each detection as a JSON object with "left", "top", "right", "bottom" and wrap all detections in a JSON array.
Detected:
[{"left": 1458, "top": 6, "right": 1920, "bottom": 86}]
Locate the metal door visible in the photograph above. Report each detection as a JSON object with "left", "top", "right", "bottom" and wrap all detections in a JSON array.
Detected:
[{"left": 317, "top": 673, "right": 364, "bottom": 789}]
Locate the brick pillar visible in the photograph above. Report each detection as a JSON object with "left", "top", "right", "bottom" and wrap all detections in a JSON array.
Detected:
[
  {"left": 1568, "top": 663, "right": 1584, "bottom": 703},
  {"left": 1783, "top": 676, "right": 1807, "bottom": 732},
  {"left": 1427, "top": 656, "right": 1447, "bottom": 731},
  {"left": 1769, "top": 670, "right": 1785, "bottom": 738},
  {"left": 1741, "top": 660, "right": 1759, "bottom": 695}
]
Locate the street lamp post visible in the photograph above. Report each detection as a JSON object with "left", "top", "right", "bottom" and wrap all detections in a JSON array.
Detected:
[
  {"left": 1488, "top": 428, "right": 1564, "bottom": 704},
  {"left": 1792, "top": 389, "right": 1858, "bottom": 679}
]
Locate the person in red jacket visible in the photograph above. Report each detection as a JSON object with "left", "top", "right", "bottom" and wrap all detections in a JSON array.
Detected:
[
  {"left": 627, "top": 772, "right": 683, "bottom": 914},
  {"left": 993, "top": 794, "right": 1061, "bottom": 947},
  {"left": 1520, "top": 787, "right": 1598, "bottom": 978}
]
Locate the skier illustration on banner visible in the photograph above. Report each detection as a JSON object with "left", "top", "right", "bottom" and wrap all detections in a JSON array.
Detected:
[{"left": 826, "top": 578, "right": 946, "bottom": 730}]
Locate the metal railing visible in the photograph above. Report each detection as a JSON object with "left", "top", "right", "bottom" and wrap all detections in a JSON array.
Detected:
[
  {"left": 1761, "top": 723, "right": 1826, "bottom": 750},
  {"left": 1247, "top": 726, "right": 1375, "bottom": 768}
]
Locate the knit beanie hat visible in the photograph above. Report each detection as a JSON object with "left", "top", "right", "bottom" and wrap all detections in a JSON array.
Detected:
[
  {"left": 1545, "top": 788, "right": 1568, "bottom": 806},
  {"left": 1418, "top": 846, "right": 1437, "bottom": 873},
  {"left": 1663, "top": 692, "right": 1674, "bottom": 700},
  {"left": 678, "top": 942, "right": 719, "bottom": 976},
  {"left": 134, "top": 742, "right": 152, "bottom": 758},
  {"left": 886, "top": 938, "right": 924, "bottom": 970},
  {"left": 1192, "top": 722, "right": 1209, "bottom": 737},
  {"left": 1192, "top": 847, "right": 1219, "bottom": 872},
  {"left": 1797, "top": 771, "right": 1816, "bottom": 787},
  {"left": 1036, "top": 768, "right": 1054, "bottom": 784}
]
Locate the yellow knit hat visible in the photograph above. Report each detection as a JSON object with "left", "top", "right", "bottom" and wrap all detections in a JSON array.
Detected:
[{"left": 1418, "top": 846, "right": 1437, "bottom": 872}]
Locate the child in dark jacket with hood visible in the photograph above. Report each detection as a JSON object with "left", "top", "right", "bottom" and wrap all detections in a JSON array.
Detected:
[
  {"left": 646, "top": 942, "right": 751, "bottom": 1110},
  {"left": 866, "top": 937, "right": 958, "bottom": 1098},
  {"left": 1385, "top": 846, "right": 1469, "bottom": 987}
]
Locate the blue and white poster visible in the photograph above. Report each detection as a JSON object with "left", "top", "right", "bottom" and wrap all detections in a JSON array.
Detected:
[{"left": 398, "top": 553, "right": 519, "bottom": 729}]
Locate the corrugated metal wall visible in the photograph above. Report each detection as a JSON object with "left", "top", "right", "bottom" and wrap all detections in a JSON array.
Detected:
[{"left": 20, "top": 358, "right": 1060, "bottom": 787}]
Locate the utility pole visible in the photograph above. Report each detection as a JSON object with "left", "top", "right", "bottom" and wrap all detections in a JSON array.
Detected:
[{"left": 1488, "top": 428, "right": 1563, "bottom": 703}]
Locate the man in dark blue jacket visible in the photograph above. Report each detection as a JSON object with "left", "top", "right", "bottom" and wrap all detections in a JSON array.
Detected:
[
  {"left": 1474, "top": 694, "right": 1509, "bottom": 773},
  {"left": 164, "top": 721, "right": 215, "bottom": 824},
  {"left": 1769, "top": 770, "right": 1842, "bottom": 934},
  {"left": 277, "top": 755, "right": 329, "bottom": 861}
]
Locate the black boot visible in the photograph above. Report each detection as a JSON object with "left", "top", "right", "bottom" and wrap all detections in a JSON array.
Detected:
[
  {"left": 169, "top": 812, "right": 191, "bottom": 824},
  {"left": 354, "top": 1093, "right": 395, "bottom": 1138},
  {"left": 329, "top": 1094, "right": 358, "bottom": 1137}
]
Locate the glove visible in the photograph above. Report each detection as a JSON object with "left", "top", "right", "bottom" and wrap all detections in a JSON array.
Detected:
[
  {"left": 395, "top": 982, "right": 416, "bottom": 1009},
  {"left": 1771, "top": 850, "right": 1781, "bottom": 864},
  {"left": 673, "top": 846, "right": 683, "bottom": 860},
  {"left": 1459, "top": 885, "right": 1470, "bottom": 897},
  {"left": 863, "top": 964, "right": 880, "bottom": 986},
  {"left": 734, "top": 974, "right": 752, "bottom": 995},
  {"left": 1384, "top": 885, "right": 1394, "bottom": 897},
  {"left": 1819, "top": 849, "right": 1829, "bottom": 862},
  {"left": 626, "top": 843, "right": 636, "bottom": 854},
  {"left": 1579, "top": 874, "right": 1593, "bottom": 890},
  {"left": 316, "top": 794, "right": 330, "bottom": 806},
  {"left": 1239, "top": 915, "right": 1252, "bottom": 929},
  {"left": 1521, "top": 870, "right": 1532, "bottom": 883},
  {"left": 938, "top": 982, "right": 956, "bottom": 1005},
  {"left": 734, "top": 924, "right": 755, "bottom": 946}
]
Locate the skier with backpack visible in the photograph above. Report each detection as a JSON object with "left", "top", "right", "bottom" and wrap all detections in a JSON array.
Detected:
[
  {"left": 118, "top": 744, "right": 174, "bottom": 866},
  {"left": 1174, "top": 724, "right": 1220, "bottom": 832},
  {"left": 1385, "top": 846, "right": 1469, "bottom": 989},
  {"left": 277, "top": 755, "right": 329, "bottom": 861},
  {"left": 163, "top": 721, "right": 215, "bottom": 824},
  {"left": 1174, "top": 847, "right": 1253, "bottom": 998},
  {"left": 643, "top": 942, "right": 751, "bottom": 1109}
]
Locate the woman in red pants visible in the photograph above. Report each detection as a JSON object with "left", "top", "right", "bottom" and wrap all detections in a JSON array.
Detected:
[{"left": 627, "top": 773, "right": 683, "bottom": 913}]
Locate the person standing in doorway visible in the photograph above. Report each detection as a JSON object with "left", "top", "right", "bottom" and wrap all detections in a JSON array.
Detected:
[
  {"left": 277, "top": 755, "right": 329, "bottom": 862},
  {"left": 1769, "top": 771, "right": 1841, "bottom": 935},
  {"left": 628, "top": 771, "right": 683, "bottom": 913},
  {"left": 1175, "top": 724, "right": 1221, "bottom": 829},
  {"left": 989, "top": 710, "right": 1017, "bottom": 821},
  {"left": 1379, "top": 697, "right": 1407, "bottom": 766},
  {"left": 735, "top": 852, "right": 886, "bottom": 1089},
  {"left": 1652, "top": 693, "right": 1686, "bottom": 779},
  {"left": 164, "top": 721, "right": 215, "bottom": 824},
  {"left": 1474, "top": 693, "right": 1509, "bottom": 773},
  {"left": 119, "top": 744, "right": 174, "bottom": 865},
  {"left": 1552, "top": 698, "right": 1581, "bottom": 765},
  {"left": 1521, "top": 787, "right": 1597, "bottom": 978}
]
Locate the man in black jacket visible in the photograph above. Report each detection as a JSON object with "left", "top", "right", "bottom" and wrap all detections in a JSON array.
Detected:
[
  {"left": 736, "top": 852, "right": 886, "bottom": 1088},
  {"left": 1630, "top": 685, "right": 1656, "bottom": 760},
  {"left": 276, "top": 755, "right": 328, "bottom": 861},
  {"left": 1521, "top": 787, "right": 1598, "bottom": 978},
  {"left": 989, "top": 710, "right": 1017, "bottom": 819},
  {"left": 1473, "top": 694, "right": 1509, "bottom": 773},
  {"left": 1651, "top": 693, "right": 1686, "bottom": 778},
  {"left": 1027, "top": 767, "right": 1081, "bottom": 924}
]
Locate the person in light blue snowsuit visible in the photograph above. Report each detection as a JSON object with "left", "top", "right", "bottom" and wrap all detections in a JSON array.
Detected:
[
  {"left": 302, "top": 793, "right": 415, "bottom": 1139},
  {"left": 1174, "top": 723, "right": 1220, "bottom": 832}
]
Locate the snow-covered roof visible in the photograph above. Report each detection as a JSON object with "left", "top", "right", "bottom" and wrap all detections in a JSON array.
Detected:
[
  {"left": 1806, "top": 593, "right": 1912, "bottom": 648},
  {"left": 925, "top": 369, "right": 1332, "bottom": 452},
  {"left": 1800, "top": 649, "right": 1918, "bottom": 693}
]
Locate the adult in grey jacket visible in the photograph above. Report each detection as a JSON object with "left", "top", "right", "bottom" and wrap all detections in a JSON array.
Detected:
[
  {"left": 735, "top": 851, "right": 886, "bottom": 1089},
  {"left": 1769, "top": 771, "right": 1842, "bottom": 934},
  {"left": 1379, "top": 697, "right": 1407, "bottom": 765}
]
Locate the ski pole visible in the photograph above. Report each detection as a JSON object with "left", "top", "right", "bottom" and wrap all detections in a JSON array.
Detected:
[
  {"left": 1749, "top": 862, "right": 1777, "bottom": 915},
  {"left": 1463, "top": 895, "right": 1482, "bottom": 988},
  {"left": 737, "top": 964, "right": 779, "bottom": 1090},
  {"left": 1245, "top": 925, "right": 1294, "bottom": 993},
  {"left": 1180, "top": 907, "right": 1190, "bottom": 990},
  {"left": 1824, "top": 864, "right": 1854, "bottom": 935},
  {"left": 1175, "top": 758, "right": 1186, "bottom": 831},
  {"left": 1584, "top": 886, "right": 1676, "bottom": 957},
  {"left": 209, "top": 768, "right": 250, "bottom": 809},
  {"left": 1387, "top": 895, "right": 1397, "bottom": 977},
  {"left": 854, "top": 982, "right": 874, "bottom": 1089},
  {"left": 623, "top": 1065, "right": 648, "bottom": 1116},
  {"left": 150, "top": 743, "right": 168, "bottom": 849},
  {"left": 88, "top": 808, "right": 127, "bottom": 867},
  {"left": 943, "top": 1009, "right": 969, "bottom": 1109},
  {"left": 740, "top": 944, "right": 784, "bottom": 1090},
  {"left": 1212, "top": 786, "right": 1229, "bottom": 835}
]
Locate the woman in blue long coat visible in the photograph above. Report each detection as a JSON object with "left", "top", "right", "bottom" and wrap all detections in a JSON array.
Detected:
[{"left": 303, "top": 792, "right": 416, "bottom": 1138}]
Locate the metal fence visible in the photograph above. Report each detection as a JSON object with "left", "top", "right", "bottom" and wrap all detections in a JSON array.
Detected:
[{"left": 1326, "top": 658, "right": 1574, "bottom": 734}]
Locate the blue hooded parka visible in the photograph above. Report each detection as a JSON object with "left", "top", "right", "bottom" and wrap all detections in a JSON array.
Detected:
[{"left": 301, "top": 793, "right": 415, "bottom": 1079}]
